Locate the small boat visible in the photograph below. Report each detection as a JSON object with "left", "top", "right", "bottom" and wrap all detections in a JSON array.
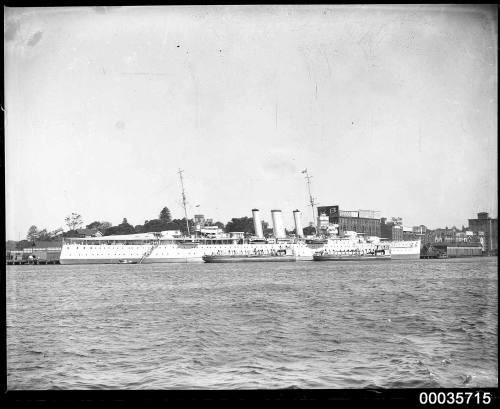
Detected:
[
  {"left": 313, "top": 245, "right": 392, "bottom": 261},
  {"left": 202, "top": 252, "right": 296, "bottom": 263},
  {"left": 118, "top": 259, "right": 137, "bottom": 264},
  {"left": 313, "top": 253, "right": 391, "bottom": 261}
]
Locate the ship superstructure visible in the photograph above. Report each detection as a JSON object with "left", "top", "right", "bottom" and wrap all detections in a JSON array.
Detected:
[{"left": 59, "top": 209, "right": 420, "bottom": 264}]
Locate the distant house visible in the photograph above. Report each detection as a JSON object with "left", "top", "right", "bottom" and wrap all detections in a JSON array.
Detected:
[{"left": 75, "top": 228, "right": 103, "bottom": 238}]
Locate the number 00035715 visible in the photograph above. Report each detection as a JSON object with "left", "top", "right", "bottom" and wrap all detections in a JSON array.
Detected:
[{"left": 419, "top": 392, "right": 491, "bottom": 405}]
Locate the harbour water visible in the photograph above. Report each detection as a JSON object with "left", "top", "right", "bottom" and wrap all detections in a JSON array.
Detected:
[{"left": 7, "top": 257, "right": 498, "bottom": 389}]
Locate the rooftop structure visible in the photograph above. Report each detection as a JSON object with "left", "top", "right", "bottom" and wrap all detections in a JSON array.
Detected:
[
  {"left": 468, "top": 212, "right": 498, "bottom": 255},
  {"left": 317, "top": 205, "right": 381, "bottom": 237},
  {"left": 380, "top": 218, "right": 403, "bottom": 241}
]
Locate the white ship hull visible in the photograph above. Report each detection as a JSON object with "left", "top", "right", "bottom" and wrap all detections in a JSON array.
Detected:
[
  {"left": 386, "top": 240, "right": 421, "bottom": 259},
  {"left": 59, "top": 237, "right": 421, "bottom": 264}
]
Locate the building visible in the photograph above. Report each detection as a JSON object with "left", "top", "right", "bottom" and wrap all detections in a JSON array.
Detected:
[
  {"left": 194, "top": 214, "right": 205, "bottom": 226},
  {"left": 421, "top": 242, "right": 483, "bottom": 258},
  {"left": 425, "top": 227, "right": 457, "bottom": 243},
  {"left": 316, "top": 205, "right": 381, "bottom": 237},
  {"left": 400, "top": 225, "right": 427, "bottom": 241},
  {"left": 421, "top": 226, "right": 485, "bottom": 250},
  {"left": 380, "top": 218, "right": 403, "bottom": 241},
  {"left": 412, "top": 225, "right": 427, "bottom": 235},
  {"left": 402, "top": 226, "right": 418, "bottom": 241},
  {"left": 194, "top": 214, "right": 217, "bottom": 235},
  {"left": 468, "top": 212, "right": 498, "bottom": 255},
  {"left": 199, "top": 225, "right": 224, "bottom": 238}
]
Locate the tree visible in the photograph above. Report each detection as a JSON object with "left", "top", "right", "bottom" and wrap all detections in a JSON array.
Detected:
[
  {"left": 26, "top": 225, "right": 38, "bottom": 241},
  {"left": 99, "top": 221, "right": 112, "bottom": 230},
  {"left": 6, "top": 240, "right": 17, "bottom": 251},
  {"left": 171, "top": 218, "right": 195, "bottom": 235},
  {"left": 214, "top": 221, "right": 225, "bottom": 230},
  {"left": 303, "top": 225, "right": 316, "bottom": 236},
  {"left": 17, "top": 239, "right": 34, "bottom": 250},
  {"left": 87, "top": 221, "right": 112, "bottom": 231},
  {"left": 262, "top": 220, "right": 274, "bottom": 237},
  {"left": 63, "top": 230, "right": 81, "bottom": 238},
  {"left": 49, "top": 228, "right": 64, "bottom": 238},
  {"left": 65, "top": 213, "right": 83, "bottom": 231},
  {"left": 104, "top": 223, "right": 135, "bottom": 236},
  {"left": 142, "top": 219, "right": 171, "bottom": 233},
  {"left": 105, "top": 218, "right": 135, "bottom": 235},
  {"left": 37, "top": 229, "right": 50, "bottom": 241},
  {"left": 159, "top": 207, "right": 172, "bottom": 222},
  {"left": 86, "top": 221, "right": 101, "bottom": 229},
  {"left": 224, "top": 217, "right": 255, "bottom": 234}
]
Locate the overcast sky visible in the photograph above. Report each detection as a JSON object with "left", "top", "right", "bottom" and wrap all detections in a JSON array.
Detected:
[{"left": 5, "top": 5, "right": 497, "bottom": 240}]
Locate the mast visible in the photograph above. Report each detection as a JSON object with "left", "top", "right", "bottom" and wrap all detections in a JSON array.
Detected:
[
  {"left": 302, "top": 168, "right": 317, "bottom": 229},
  {"left": 178, "top": 168, "right": 190, "bottom": 236}
]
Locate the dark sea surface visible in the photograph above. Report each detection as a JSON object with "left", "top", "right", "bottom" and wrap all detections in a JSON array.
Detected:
[{"left": 7, "top": 257, "right": 498, "bottom": 389}]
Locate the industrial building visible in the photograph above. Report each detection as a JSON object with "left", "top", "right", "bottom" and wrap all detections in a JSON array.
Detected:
[
  {"left": 421, "top": 242, "right": 483, "bottom": 258},
  {"left": 403, "top": 226, "right": 419, "bottom": 241},
  {"left": 6, "top": 247, "right": 61, "bottom": 264},
  {"left": 380, "top": 218, "right": 403, "bottom": 241},
  {"left": 316, "top": 205, "right": 381, "bottom": 237},
  {"left": 468, "top": 212, "right": 498, "bottom": 255}
]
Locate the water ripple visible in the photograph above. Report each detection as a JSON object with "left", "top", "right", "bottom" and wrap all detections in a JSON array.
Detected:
[{"left": 7, "top": 257, "right": 498, "bottom": 389}]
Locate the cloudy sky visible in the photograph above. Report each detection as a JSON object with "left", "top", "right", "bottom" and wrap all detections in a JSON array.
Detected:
[{"left": 4, "top": 5, "right": 497, "bottom": 240}]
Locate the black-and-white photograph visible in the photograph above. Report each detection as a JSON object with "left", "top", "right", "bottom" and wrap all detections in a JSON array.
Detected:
[{"left": 4, "top": 4, "right": 498, "bottom": 402}]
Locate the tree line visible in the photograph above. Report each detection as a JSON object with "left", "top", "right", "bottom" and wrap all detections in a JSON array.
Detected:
[{"left": 15, "top": 206, "right": 306, "bottom": 249}]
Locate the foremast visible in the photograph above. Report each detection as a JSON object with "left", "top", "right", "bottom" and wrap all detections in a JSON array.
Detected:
[
  {"left": 302, "top": 168, "right": 317, "bottom": 232},
  {"left": 178, "top": 168, "right": 190, "bottom": 236}
]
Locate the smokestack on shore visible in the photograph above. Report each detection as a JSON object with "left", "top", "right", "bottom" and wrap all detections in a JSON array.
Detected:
[
  {"left": 252, "top": 209, "right": 263, "bottom": 238},
  {"left": 293, "top": 210, "right": 303, "bottom": 237},
  {"left": 271, "top": 210, "right": 286, "bottom": 238}
]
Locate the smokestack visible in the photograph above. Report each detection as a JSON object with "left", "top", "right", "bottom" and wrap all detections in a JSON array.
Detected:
[
  {"left": 252, "top": 209, "right": 263, "bottom": 238},
  {"left": 271, "top": 209, "right": 286, "bottom": 238},
  {"left": 293, "top": 210, "right": 303, "bottom": 237}
]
